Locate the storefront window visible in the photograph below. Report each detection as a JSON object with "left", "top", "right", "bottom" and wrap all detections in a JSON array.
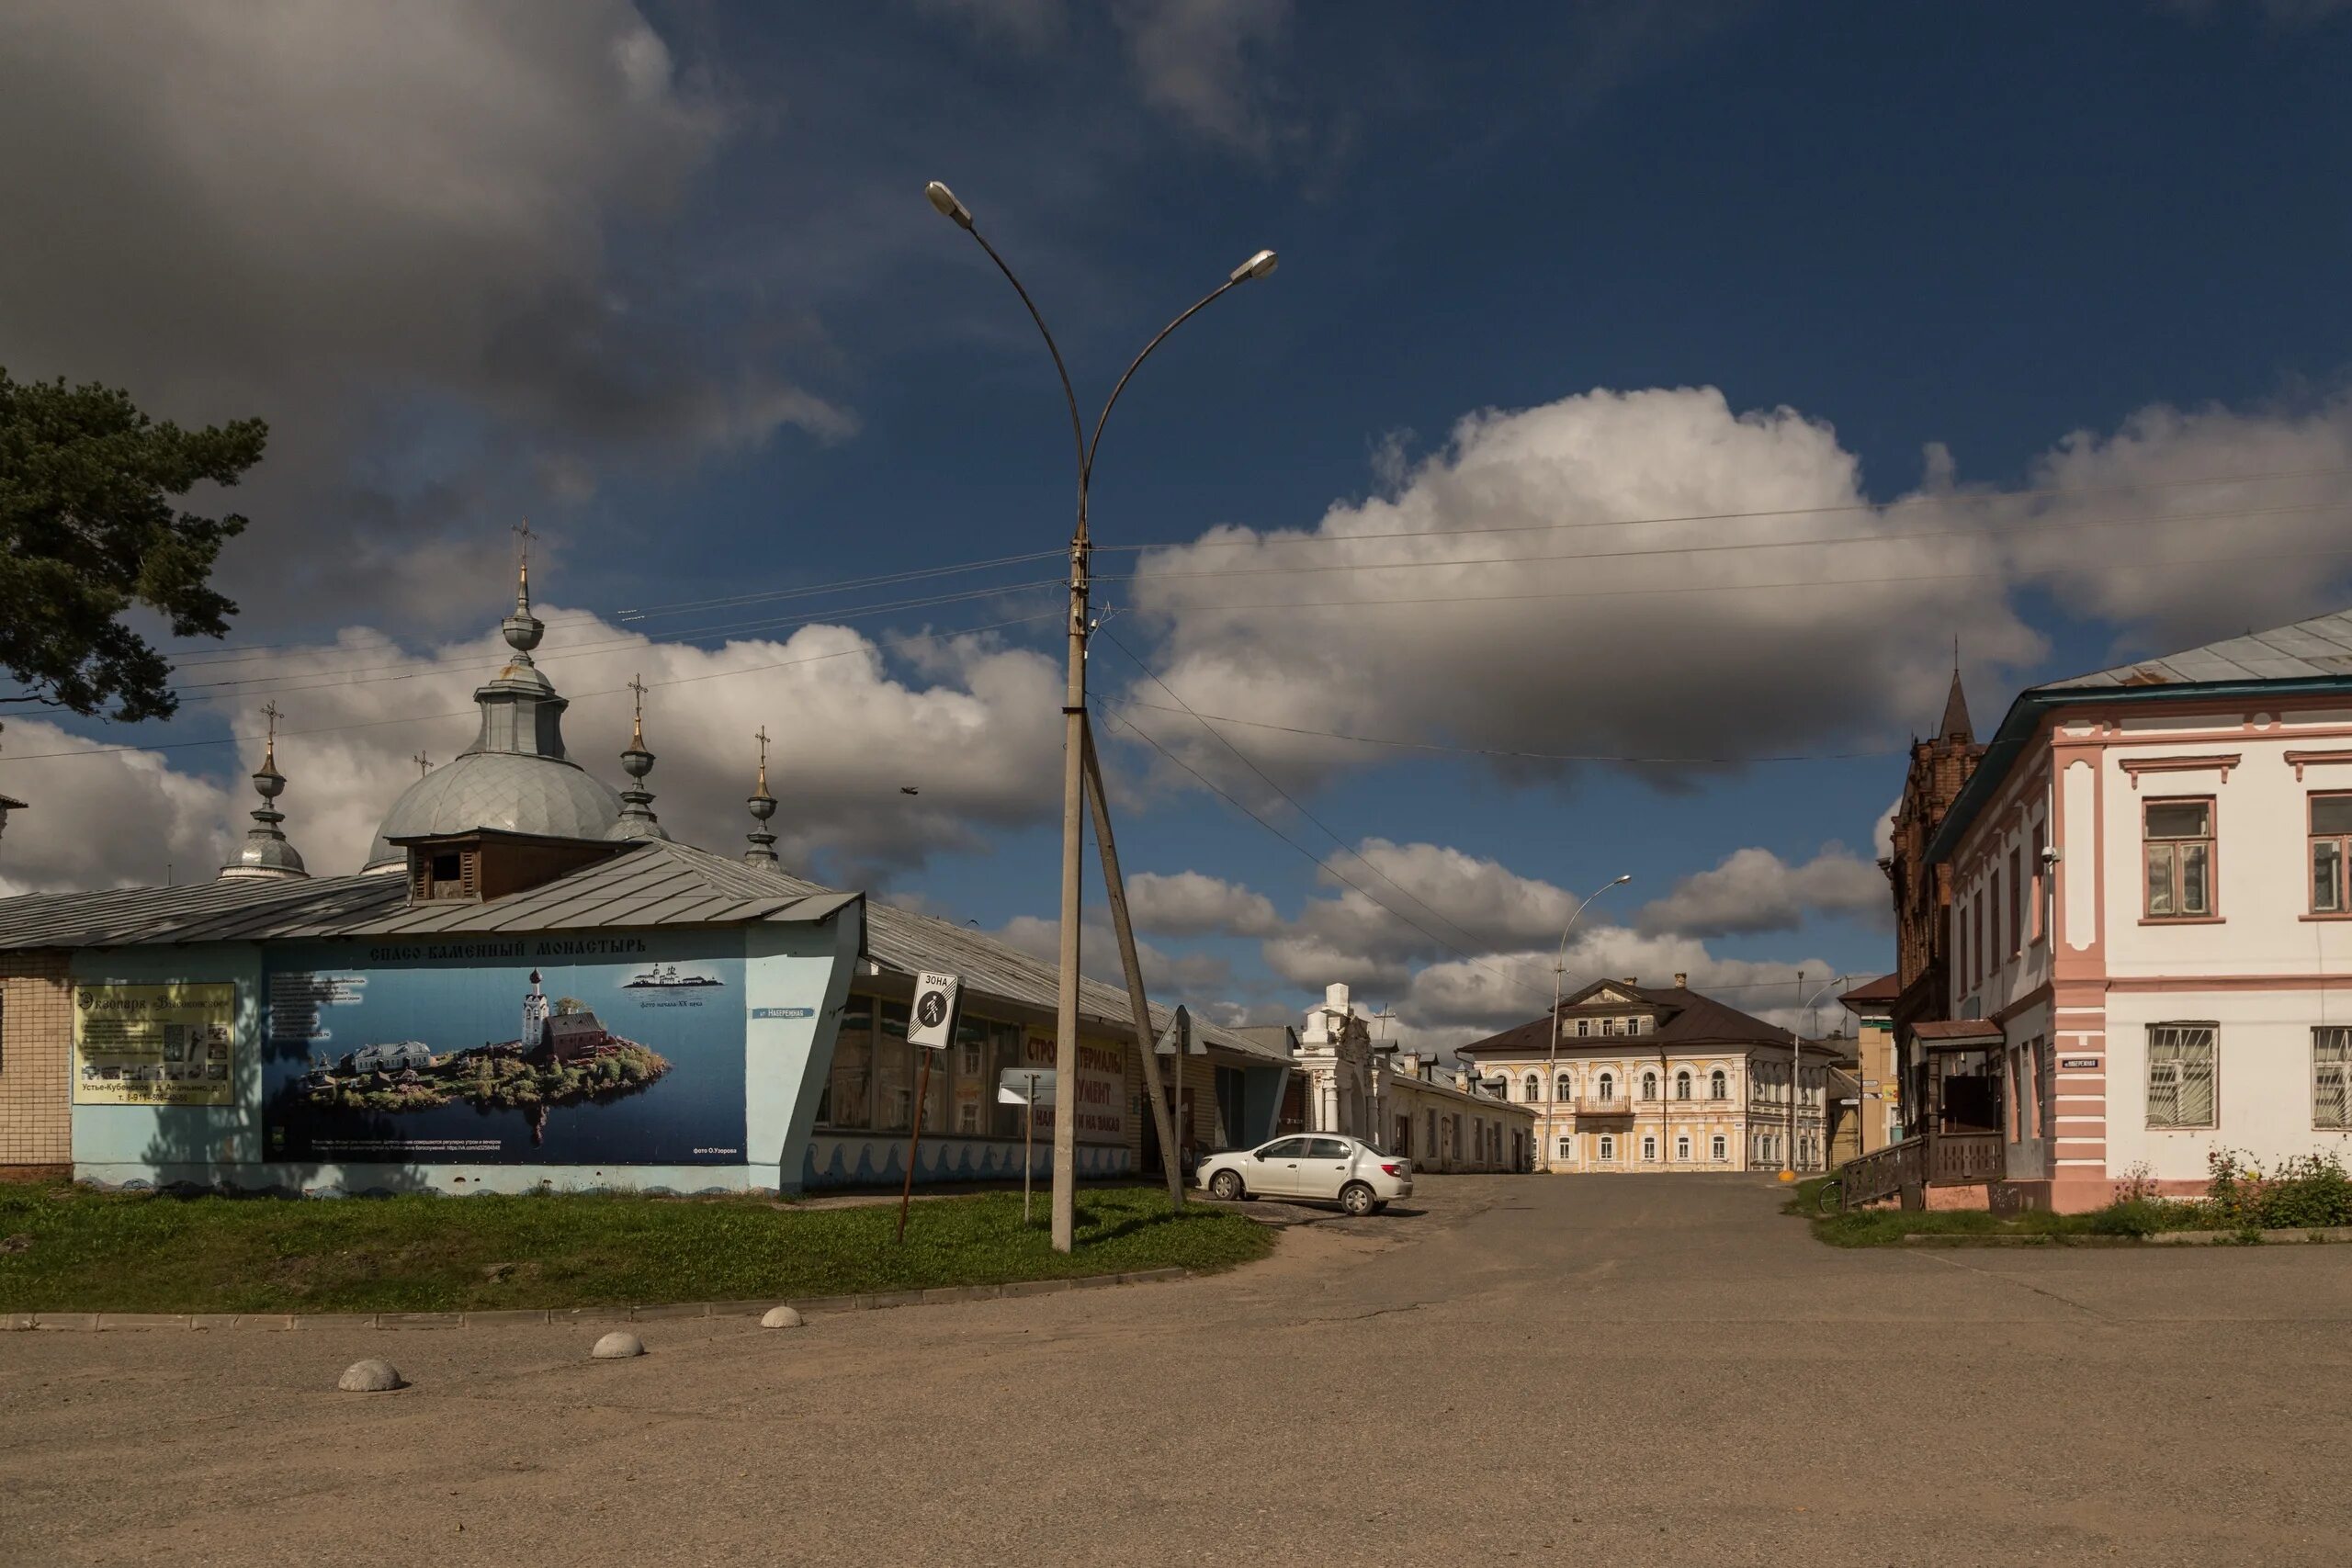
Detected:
[
  {"left": 822, "top": 997, "right": 876, "bottom": 1130},
  {"left": 875, "top": 1000, "right": 913, "bottom": 1133}
]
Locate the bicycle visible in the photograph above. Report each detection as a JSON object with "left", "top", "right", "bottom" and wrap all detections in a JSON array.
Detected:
[{"left": 1815, "top": 1176, "right": 1844, "bottom": 1215}]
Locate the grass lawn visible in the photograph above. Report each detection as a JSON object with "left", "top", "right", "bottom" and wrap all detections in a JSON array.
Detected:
[
  {"left": 1782, "top": 1177, "right": 2163, "bottom": 1247},
  {"left": 0, "top": 1182, "right": 1272, "bottom": 1314}
]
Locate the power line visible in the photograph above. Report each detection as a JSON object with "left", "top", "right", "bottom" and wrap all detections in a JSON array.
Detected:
[
  {"left": 157, "top": 581, "right": 1065, "bottom": 698},
  {"left": 1092, "top": 699, "right": 1558, "bottom": 1007},
  {"left": 1097, "top": 499, "right": 2351, "bottom": 583},
  {"left": 1107, "top": 540, "right": 2352, "bottom": 613},
  {"left": 1096, "top": 626, "right": 1552, "bottom": 994},
  {"left": 1, "top": 611, "right": 1066, "bottom": 764},
  {"left": 1102, "top": 463, "right": 2352, "bottom": 553},
  {"left": 1112, "top": 700, "right": 1906, "bottom": 765}
]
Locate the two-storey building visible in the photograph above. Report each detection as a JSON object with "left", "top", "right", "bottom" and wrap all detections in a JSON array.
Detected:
[
  {"left": 1457, "top": 977, "right": 1844, "bottom": 1174},
  {"left": 1923, "top": 608, "right": 2352, "bottom": 1211}
]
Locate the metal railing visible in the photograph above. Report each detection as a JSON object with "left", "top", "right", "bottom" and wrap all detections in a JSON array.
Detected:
[{"left": 1835, "top": 1130, "right": 2004, "bottom": 1210}]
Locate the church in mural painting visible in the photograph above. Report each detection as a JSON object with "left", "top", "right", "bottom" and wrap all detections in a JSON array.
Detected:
[{"left": 0, "top": 561, "right": 1295, "bottom": 1193}]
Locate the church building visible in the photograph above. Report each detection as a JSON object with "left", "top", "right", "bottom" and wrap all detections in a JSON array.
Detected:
[{"left": 0, "top": 564, "right": 1293, "bottom": 1193}]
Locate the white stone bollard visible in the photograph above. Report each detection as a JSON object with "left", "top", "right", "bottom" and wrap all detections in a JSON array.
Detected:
[
  {"left": 760, "top": 1305, "right": 804, "bottom": 1329},
  {"left": 591, "top": 1330, "right": 646, "bottom": 1359},
  {"left": 337, "top": 1359, "right": 404, "bottom": 1393}
]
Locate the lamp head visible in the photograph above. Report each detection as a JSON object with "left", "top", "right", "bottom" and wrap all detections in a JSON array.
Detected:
[
  {"left": 1612, "top": 874, "right": 1632, "bottom": 886},
  {"left": 1229, "top": 248, "right": 1278, "bottom": 283},
  {"left": 924, "top": 180, "right": 974, "bottom": 230}
]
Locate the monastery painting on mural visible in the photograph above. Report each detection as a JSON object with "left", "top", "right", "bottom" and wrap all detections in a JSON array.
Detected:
[{"left": 261, "top": 934, "right": 748, "bottom": 1166}]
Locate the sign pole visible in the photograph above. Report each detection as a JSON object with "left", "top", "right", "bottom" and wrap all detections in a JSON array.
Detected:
[
  {"left": 1023, "top": 1072, "right": 1038, "bottom": 1226},
  {"left": 897, "top": 1050, "right": 933, "bottom": 1245}
]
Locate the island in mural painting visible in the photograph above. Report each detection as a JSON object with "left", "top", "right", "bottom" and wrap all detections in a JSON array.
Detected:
[
  {"left": 621, "top": 963, "right": 726, "bottom": 990},
  {"left": 294, "top": 969, "right": 672, "bottom": 1143}
]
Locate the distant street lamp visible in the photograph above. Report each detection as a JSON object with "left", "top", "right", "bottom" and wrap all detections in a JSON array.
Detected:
[
  {"left": 1544, "top": 874, "right": 1632, "bottom": 1172},
  {"left": 925, "top": 179, "right": 1276, "bottom": 1253},
  {"left": 1783, "top": 970, "right": 1854, "bottom": 1181}
]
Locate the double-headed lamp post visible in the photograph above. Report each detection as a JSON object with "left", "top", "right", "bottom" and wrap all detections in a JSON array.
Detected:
[
  {"left": 926, "top": 180, "right": 1277, "bottom": 1254},
  {"left": 1544, "top": 874, "right": 1632, "bottom": 1172},
  {"left": 1781, "top": 970, "right": 1854, "bottom": 1182}
]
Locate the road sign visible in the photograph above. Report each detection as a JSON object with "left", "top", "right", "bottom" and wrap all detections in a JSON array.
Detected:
[
  {"left": 998, "top": 1068, "right": 1057, "bottom": 1106},
  {"left": 1153, "top": 1004, "right": 1201, "bottom": 1056},
  {"left": 907, "top": 971, "right": 961, "bottom": 1050}
]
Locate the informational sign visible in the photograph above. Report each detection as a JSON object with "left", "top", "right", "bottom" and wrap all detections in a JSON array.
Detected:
[
  {"left": 907, "top": 971, "right": 962, "bottom": 1050},
  {"left": 1022, "top": 1032, "right": 1125, "bottom": 1143},
  {"left": 997, "top": 1067, "right": 1057, "bottom": 1106},
  {"left": 1153, "top": 1004, "right": 1204, "bottom": 1056},
  {"left": 752, "top": 1006, "right": 815, "bottom": 1021},
  {"left": 2061, "top": 1056, "right": 2101, "bottom": 1070},
  {"left": 261, "top": 936, "right": 750, "bottom": 1166},
  {"left": 74, "top": 983, "right": 236, "bottom": 1105}
]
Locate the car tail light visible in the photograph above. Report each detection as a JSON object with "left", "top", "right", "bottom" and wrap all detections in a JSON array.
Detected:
[{"left": 1380, "top": 1162, "right": 1404, "bottom": 1177}]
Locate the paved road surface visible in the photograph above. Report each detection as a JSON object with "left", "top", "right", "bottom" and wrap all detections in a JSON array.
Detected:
[{"left": 6, "top": 1175, "right": 2348, "bottom": 1567}]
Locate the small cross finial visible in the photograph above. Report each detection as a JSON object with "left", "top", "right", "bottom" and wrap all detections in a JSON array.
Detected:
[
  {"left": 260, "top": 701, "right": 281, "bottom": 767},
  {"left": 754, "top": 726, "right": 772, "bottom": 792},
  {"left": 512, "top": 520, "right": 537, "bottom": 611},
  {"left": 413, "top": 751, "right": 430, "bottom": 779},
  {"left": 628, "top": 674, "right": 649, "bottom": 747}
]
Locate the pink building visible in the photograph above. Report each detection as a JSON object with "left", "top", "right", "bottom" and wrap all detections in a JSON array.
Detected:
[{"left": 1911, "top": 608, "right": 2352, "bottom": 1212}]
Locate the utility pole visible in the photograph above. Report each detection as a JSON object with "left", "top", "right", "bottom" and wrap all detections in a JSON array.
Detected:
[
  {"left": 927, "top": 179, "right": 1274, "bottom": 1252},
  {"left": 1081, "top": 728, "right": 1184, "bottom": 1213},
  {"left": 1786, "top": 968, "right": 1803, "bottom": 1179}
]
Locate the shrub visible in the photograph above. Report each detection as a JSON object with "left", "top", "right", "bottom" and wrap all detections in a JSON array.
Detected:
[{"left": 2204, "top": 1148, "right": 2352, "bottom": 1231}]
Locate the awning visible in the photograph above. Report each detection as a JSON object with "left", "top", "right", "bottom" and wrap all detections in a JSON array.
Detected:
[{"left": 1912, "top": 1019, "right": 2004, "bottom": 1051}]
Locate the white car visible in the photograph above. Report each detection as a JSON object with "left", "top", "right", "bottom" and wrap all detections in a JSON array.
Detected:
[{"left": 1196, "top": 1134, "right": 1411, "bottom": 1215}]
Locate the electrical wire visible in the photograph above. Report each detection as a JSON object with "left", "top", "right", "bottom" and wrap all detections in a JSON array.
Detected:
[
  {"left": 1096, "top": 626, "right": 1552, "bottom": 991},
  {"left": 1101, "top": 463, "right": 2352, "bottom": 553},
  {"left": 1092, "top": 698, "right": 1558, "bottom": 1007},
  {"left": 1, "top": 611, "right": 1066, "bottom": 764},
  {"left": 1111, "top": 700, "right": 1906, "bottom": 765},
  {"left": 1096, "top": 499, "right": 2352, "bottom": 583}
]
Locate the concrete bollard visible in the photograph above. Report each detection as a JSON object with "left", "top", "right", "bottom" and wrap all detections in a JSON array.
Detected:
[
  {"left": 591, "top": 1330, "right": 646, "bottom": 1359},
  {"left": 337, "top": 1359, "right": 404, "bottom": 1393},
  {"left": 760, "top": 1305, "right": 804, "bottom": 1329}
]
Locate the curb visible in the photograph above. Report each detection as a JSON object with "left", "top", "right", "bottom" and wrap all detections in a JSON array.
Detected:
[
  {"left": 0, "top": 1267, "right": 1191, "bottom": 1332},
  {"left": 1890, "top": 1226, "right": 2352, "bottom": 1247}
]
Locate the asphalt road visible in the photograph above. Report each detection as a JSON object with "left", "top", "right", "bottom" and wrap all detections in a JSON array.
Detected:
[{"left": 6, "top": 1174, "right": 2349, "bottom": 1567}]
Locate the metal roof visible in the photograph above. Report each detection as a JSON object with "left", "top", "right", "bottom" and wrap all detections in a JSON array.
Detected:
[
  {"left": 0, "top": 839, "right": 855, "bottom": 950},
  {"left": 1927, "top": 605, "right": 2352, "bottom": 865},
  {"left": 0, "top": 838, "right": 1283, "bottom": 1066},
  {"left": 2039, "top": 609, "right": 2352, "bottom": 691},
  {"left": 753, "top": 867, "right": 1293, "bottom": 1066}
]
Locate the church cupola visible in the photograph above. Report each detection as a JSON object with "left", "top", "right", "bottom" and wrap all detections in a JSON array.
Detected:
[
  {"left": 743, "top": 726, "right": 780, "bottom": 869},
  {"left": 220, "top": 703, "right": 309, "bottom": 881},
  {"left": 609, "top": 674, "right": 671, "bottom": 842}
]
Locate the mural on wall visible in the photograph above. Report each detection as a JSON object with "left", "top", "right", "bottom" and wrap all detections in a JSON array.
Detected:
[
  {"left": 73, "top": 982, "right": 235, "bottom": 1106},
  {"left": 261, "top": 936, "right": 746, "bottom": 1166}
]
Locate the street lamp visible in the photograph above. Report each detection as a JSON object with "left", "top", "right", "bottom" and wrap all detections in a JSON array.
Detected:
[
  {"left": 1781, "top": 970, "right": 1854, "bottom": 1182},
  {"left": 927, "top": 178, "right": 1276, "bottom": 1253},
  {"left": 1544, "top": 874, "right": 1631, "bottom": 1172}
]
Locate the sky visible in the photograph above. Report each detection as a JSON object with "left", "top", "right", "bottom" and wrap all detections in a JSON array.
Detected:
[{"left": 6, "top": 0, "right": 2352, "bottom": 1051}]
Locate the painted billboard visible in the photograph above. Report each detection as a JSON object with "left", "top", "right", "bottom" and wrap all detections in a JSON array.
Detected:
[
  {"left": 261, "top": 934, "right": 746, "bottom": 1166},
  {"left": 73, "top": 982, "right": 235, "bottom": 1105}
]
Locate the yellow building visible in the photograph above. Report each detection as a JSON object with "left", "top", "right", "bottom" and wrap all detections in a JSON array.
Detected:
[
  {"left": 1457, "top": 977, "right": 1841, "bottom": 1174},
  {"left": 1838, "top": 973, "right": 1905, "bottom": 1156}
]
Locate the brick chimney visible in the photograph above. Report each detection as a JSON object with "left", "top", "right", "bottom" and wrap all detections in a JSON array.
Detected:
[{"left": 1673, "top": 972, "right": 1688, "bottom": 988}]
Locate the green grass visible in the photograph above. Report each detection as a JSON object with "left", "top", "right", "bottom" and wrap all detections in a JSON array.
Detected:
[
  {"left": 0, "top": 1182, "right": 1272, "bottom": 1314},
  {"left": 1781, "top": 1174, "right": 2186, "bottom": 1246}
]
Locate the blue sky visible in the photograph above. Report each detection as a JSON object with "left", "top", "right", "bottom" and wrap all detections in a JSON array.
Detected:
[{"left": 5, "top": 1, "right": 2352, "bottom": 1043}]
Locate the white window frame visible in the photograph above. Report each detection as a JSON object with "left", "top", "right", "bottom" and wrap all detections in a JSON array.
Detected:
[
  {"left": 2146, "top": 1021, "right": 2218, "bottom": 1130},
  {"left": 2317, "top": 1027, "right": 2351, "bottom": 1130},
  {"left": 1711, "top": 1134, "right": 1727, "bottom": 1162}
]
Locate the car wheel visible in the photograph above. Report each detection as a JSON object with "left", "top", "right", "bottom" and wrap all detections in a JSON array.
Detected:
[
  {"left": 1340, "top": 1181, "right": 1375, "bottom": 1217},
  {"left": 1209, "top": 1168, "right": 1246, "bottom": 1201}
]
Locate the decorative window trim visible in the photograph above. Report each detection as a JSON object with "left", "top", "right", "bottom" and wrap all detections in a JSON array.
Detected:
[
  {"left": 2287, "top": 750, "right": 2352, "bottom": 784},
  {"left": 2142, "top": 795, "right": 2219, "bottom": 923},
  {"left": 2119, "top": 753, "right": 2242, "bottom": 789}
]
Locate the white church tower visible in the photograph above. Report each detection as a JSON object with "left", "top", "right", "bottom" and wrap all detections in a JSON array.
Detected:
[{"left": 522, "top": 968, "right": 548, "bottom": 1052}]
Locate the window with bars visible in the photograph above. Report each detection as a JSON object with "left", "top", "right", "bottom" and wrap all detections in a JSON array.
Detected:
[
  {"left": 2316, "top": 1028, "right": 2352, "bottom": 1130},
  {"left": 2311, "top": 795, "right": 2352, "bottom": 914},
  {"left": 2146, "top": 1022, "right": 2217, "bottom": 1129},
  {"left": 2143, "top": 799, "right": 2214, "bottom": 919}
]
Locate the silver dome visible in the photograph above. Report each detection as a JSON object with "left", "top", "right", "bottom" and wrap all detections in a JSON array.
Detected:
[
  {"left": 364, "top": 752, "right": 624, "bottom": 868},
  {"left": 360, "top": 570, "right": 624, "bottom": 870}
]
